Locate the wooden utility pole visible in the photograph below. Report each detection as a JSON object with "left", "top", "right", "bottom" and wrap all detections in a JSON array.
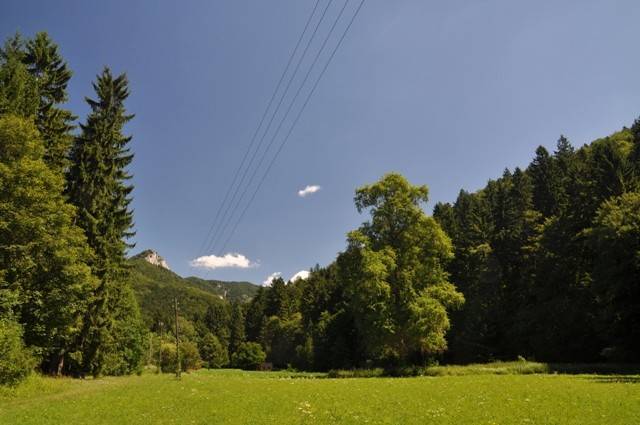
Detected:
[
  {"left": 174, "top": 298, "right": 181, "bottom": 379},
  {"left": 158, "top": 321, "right": 163, "bottom": 373},
  {"left": 147, "top": 333, "right": 153, "bottom": 366}
]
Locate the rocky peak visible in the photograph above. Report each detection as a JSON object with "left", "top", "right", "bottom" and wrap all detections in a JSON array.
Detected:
[{"left": 137, "top": 249, "right": 170, "bottom": 270}]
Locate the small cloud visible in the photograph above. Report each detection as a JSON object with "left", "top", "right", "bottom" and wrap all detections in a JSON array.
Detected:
[
  {"left": 289, "top": 270, "right": 310, "bottom": 282},
  {"left": 190, "top": 253, "right": 255, "bottom": 270},
  {"left": 263, "top": 272, "right": 281, "bottom": 286},
  {"left": 298, "top": 185, "right": 321, "bottom": 197}
]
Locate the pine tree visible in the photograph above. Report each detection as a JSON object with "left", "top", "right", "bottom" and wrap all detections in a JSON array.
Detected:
[
  {"left": 66, "top": 67, "right": 139, "bottom": 375},
  {"left": 229, "top": 302, "right": 246, "bottom": 354},
  {"left": 630, "top": 117, "right": 640, "bottom": 189},
  {"left": 245, "top": 287, "right": 267, "bottom": 342},
  {"left": 529, "top": 146, "right": 564, "bottom": 217},
  {"left": 442, "top": 190, "right": 498, "bottom": 362},
  {"left": 24, "top": 32, "right": 75, "bottom": 173},
  {"left": 265, "top": 277, "right": 292, "bottom": 319},
  {"left": 203, "top": 302, "right": 231, "bottom": 348}
]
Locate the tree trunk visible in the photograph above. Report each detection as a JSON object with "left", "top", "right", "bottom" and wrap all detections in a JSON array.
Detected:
[{"left": 56, "top": 352, "right": 65, "bottom": 376}]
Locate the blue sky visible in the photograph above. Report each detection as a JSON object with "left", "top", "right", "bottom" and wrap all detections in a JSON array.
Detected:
[{"left": 3, "top": 0, "right": 640, "bottom": 285}]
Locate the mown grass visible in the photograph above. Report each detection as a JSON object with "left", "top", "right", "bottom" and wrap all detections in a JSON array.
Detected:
[{"left": 1, "top": 367, "right": 639, "bottom": 424}]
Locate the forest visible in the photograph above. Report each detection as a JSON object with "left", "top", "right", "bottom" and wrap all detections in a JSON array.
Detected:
[{"left": 1, "top": 32, "right": 639, "bottom": 387}]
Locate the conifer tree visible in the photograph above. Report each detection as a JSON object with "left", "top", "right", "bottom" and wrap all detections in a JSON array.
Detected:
[
  {"left": 66, "top": 67, "right": 140, "bottom": 375},
  {"left": 630, "top": 117, "right": 640, "bottom": 188},
  {"left": 229, "top": 302, "right": 246, "bottom": 354},
  {"left": 529, "top": 146, "right": 564, "bottom": 217},
  {"left": 23, "top": 32, "right": 75, "bottom": 173},
  {"left": 0, "top": 35, "right": 38, "bottom": 118}
]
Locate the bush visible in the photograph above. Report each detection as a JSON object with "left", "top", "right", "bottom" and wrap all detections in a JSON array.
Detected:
[
  {"left": 160, "top": 341, "right": 202, "bottom": 373},
  {"left": 231, "top": 342, "right": 266, "bottom": 370},
  {"left": 0, "top": 319, "right": 34, "bottom": 386}
]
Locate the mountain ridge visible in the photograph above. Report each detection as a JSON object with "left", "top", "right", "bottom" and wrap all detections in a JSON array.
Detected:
[{"left": 128, "top": 251, "right": 260, "bottom": 327}]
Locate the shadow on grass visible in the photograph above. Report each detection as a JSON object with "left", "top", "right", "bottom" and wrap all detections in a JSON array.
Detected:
[
  {"left": 547, "top": 364, "right": 640, "bottom": 376},
  {"left": 583, "top": 376, "right": 640, "bottom": 384}
]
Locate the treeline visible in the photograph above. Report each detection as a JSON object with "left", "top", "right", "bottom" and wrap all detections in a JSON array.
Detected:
[
  {"left": 0, "top": 32, "right": 145, "bottom": 384},
  {"left": 239, "top": 124, "right": 640, "bottom": 370},
  {"left": 433, "top": 128, "right": 640, "bottom": 363},
  {"left": 142, "top": 125, "right": 640, "bottom": 373}
]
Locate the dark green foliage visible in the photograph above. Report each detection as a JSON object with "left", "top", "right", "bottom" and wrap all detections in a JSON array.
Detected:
[
  {"left": 0, "top": 319, "right": 34, "bottom": 386},
  {"left": 231, "top": 342, "right": 266, "bottom": 370},
  {"left": 245, "top": 287, "right": 267, "bottom": 342},
  {"left": 23, "top": 32, "right": 75, "bottom": 173},
  {"left": 66, "top": 67, "right": 141, "bottom": 376},
  {"left": 438, "top": 121, "right": 640, "bottom": 364},
  {"left": 590, "top": 192, "right": 640, "bottom": 359},
  {"left": 199, "top": 333, "right": 229, "bottom": 368},
  {"left": 229, "top": 302, "right": 246, "bottom": 354},
  {"left": 260, "top": 314, "right": 305, "bottom": 368},
  {"left": 99, "top": 285, "right": 146, "bottom": 376},
  {"left": 529, "top": 146, "right": 565, "bottom": 216}
]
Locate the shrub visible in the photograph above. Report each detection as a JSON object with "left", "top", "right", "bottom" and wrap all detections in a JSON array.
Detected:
[
  {"left": 160, "top": 341, "right": 202, "bottom": 373},
  {"left": 0, "top": 319, "right": 34, "bottom": 386},
  {"left": 231, "top": 342, "right": 266, "bottom": 370}
]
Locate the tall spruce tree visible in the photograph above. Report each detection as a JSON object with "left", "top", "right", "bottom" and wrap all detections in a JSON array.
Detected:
[
  {"left": 529, "top": 146, "right": 564, "bottom": 217},
  {"left": 630, "top": 117, "right": 640, "bottom": 188},
  {"left": 229, "top": 302, "right": 246, "bottom": 354},
  {"left": 23, "top": 32, "right": 75, "bottom": 173},
  {"left": 66, "top": 67, "right": 140, "bottom": 375}
]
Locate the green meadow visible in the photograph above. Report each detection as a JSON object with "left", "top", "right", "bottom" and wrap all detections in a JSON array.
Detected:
[{"left": 2, "top": 367, "right": 639, "bottom": 425}]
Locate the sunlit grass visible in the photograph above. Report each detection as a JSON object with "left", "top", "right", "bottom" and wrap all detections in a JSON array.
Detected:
[{"left": 1, "top": 367, "right": 639, "bottom": 424}]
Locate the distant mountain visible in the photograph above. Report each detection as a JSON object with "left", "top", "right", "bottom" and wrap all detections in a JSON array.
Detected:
[
  {"left": 128, "top": 251, "right": 260, "bottom": 327},
  {"left": 131, "top": 249, "right": 171, "bottom": 270}
]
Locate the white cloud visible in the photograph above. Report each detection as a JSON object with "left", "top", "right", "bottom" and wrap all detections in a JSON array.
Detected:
[
  {"left": 297, "top": 185, "right": 321, "bottom": 197},
  {"left": 263, "top": 272, "right": 281, "bottom": 286},
  {"left": 190, "top": 253, "right": 255, "bottom": 270},
  {"left": 289, "top": 270, "right": 310, "bottom": 282}
]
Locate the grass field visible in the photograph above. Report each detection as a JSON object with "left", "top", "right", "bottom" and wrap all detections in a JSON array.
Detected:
[{"left": 1, "top": 367, "right": 639, "bottom": 424}]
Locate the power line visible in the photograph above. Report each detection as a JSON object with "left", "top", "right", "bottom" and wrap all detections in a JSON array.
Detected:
[
  {"left": 210, "top": 0, "right": 352, "bottom": 256},
  {"left": 195, "top": 0, "right": 323, "bottom": 259},
  {"left": 204, "top": 0, "right": 336, "bottom": 256},
  {"left": 217, "top": 0, "right": 366, "bottom": 255}
]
